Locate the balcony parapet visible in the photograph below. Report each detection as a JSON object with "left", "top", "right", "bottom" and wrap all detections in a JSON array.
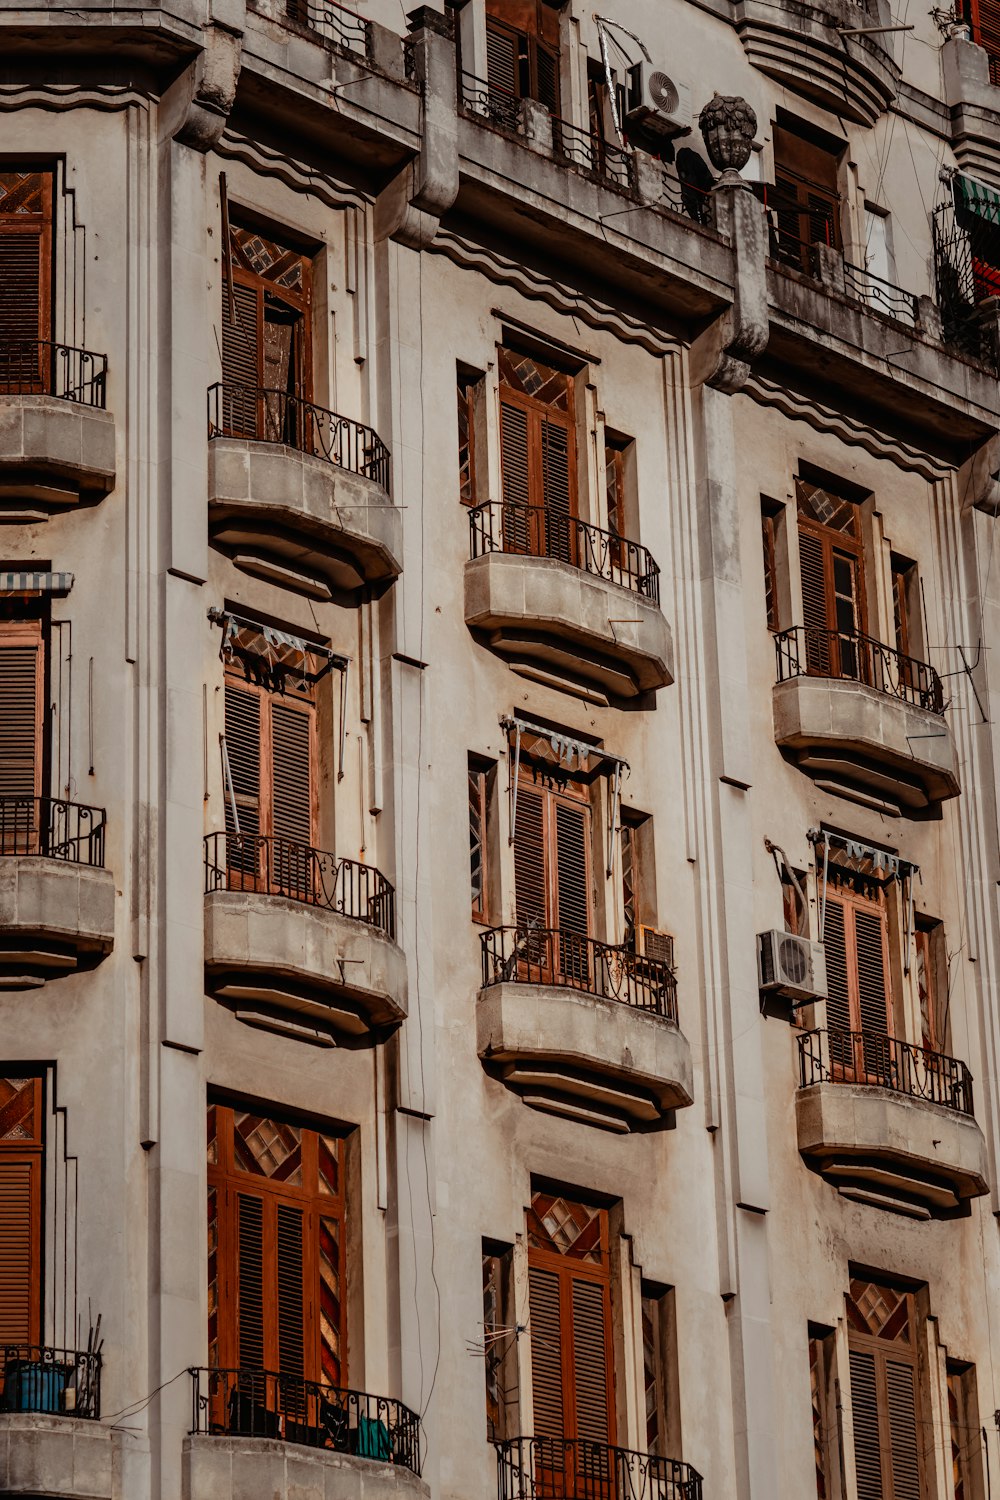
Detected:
[
  {"left": 795, "top": 1026, "right": 989, "bottom": 1217},
  {"left": 0, "top": 341, "right": 114, "bottom": 514},
  {"left": 772, "top": 627, "right": 959, "bottom": 811},
  {"left": 203, "top": 833, "right": 406, "bottom": 1045},
  {"left": 477, "top": 926, "right": 693, "bottom": 1133},
  {"left": 495, "top": 1437, "right": 703, "bottom": 1500}
]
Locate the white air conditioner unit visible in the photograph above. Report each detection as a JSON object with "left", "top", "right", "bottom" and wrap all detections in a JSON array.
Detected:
[
  {"left": 623, "top": 63, "right": 692, "bottom": 143},
  {"left": 757, "top": 929, "right": 827, "bottom": 1002},
  {"left": 636, "top": 925, "right": 675, "bottom": 969}
]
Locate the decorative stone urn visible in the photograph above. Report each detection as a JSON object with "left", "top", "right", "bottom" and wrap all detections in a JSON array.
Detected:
[{"left": 698, "top": 92, "right": 758, "bottom": 187}]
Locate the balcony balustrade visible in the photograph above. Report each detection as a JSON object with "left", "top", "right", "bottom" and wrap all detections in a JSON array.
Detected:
[
  {"left": 203, "top": 833, "right": 406, "bottom": 1043},
  {"left": 772, "top": 625, "right": 958, "bottom": 809},
  {"left": 465, "top": 501, "right": 672, "bottom": 700},
  {"left": 0, "top": 1345, "right": 101, "bottom": 1420},
  {"left": 477, "top": 925, "right": 692, "bottom": 1132},
  {"left": 0, "top": 1344, "right": 110, "bottom": 1500},
  {"left": 795, "top": 1026, "right": 988, "bottom": 1216},
  {"left": 460, "top": 69, "right": 523, "bottom": 133},
  {"left": 495, "top": 1436, "right": 703, "bottom": 1500},
  {"left": 263, "top": 0, "right": 371, "bottom": 57},
  {"left": 207, "top": 382, "right": 400, "bottom": 594},
  {"left": 551, "top": 116, "right": 637, "bottom": 193},
  {"left": 0, "top": 339, "right": 115, "bottom": 511},
  {"left": 0, "top": 797, "right": 115, "bottom": 985}
]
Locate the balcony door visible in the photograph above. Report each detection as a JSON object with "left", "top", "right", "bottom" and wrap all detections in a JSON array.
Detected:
[
  {"left": 514, "top": 764, "right": 592, "bottom": 983},
  {"left": 797, "top": 479, "right": 865, "bottom": 680},
  {"left": 221, "top": 220, "right": 312, "bottom": 444},
  {"left": 0, "top": 617, "right": 45, "bottom": 854},
  {"left": 223, "top": 670, "right": 317, "bottom": 895},
  {"left": 527, "top": 1191, "right": 615, "bottom": 1499},
  {"left": 485, "top": 0, "right": 561, "bottom": 114},
  {"left": 0, "top": 169, "right": 52, "bottom": 393},
  {"left": 0, "top": 1076, "right": 43, "bottom": 1358},
  {"left": 846, "top": 1278, "right": 923, "bottom": 1500},
  {"left": 498, "top": 346, "right": 577, "bottom": 564},
  {"left": 822, "top": 864, "right": 893, "bottom": 1083}
]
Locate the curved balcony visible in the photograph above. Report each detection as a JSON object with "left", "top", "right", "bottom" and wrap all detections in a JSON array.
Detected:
[
  {"left": 0, "top": 341, "right": 115, "bottom": 515},
  {"left": 465, "top": 502, "right": 673, "bottom": 701},
  {"left": 796, "top": 1026, "right": 989, "bottom": 1218},
  {"left": 207, "top": 383, "right": 401, "bottom": 596},
  {"left": 203, "top": 832, "right": 406, "bottom": 1045},
  {"left": 732, "top": 0, "right": 901, "bottom": 126},
  {"left": 0, "top": 1345, "right": 105, "bottom": 1500},
  {"left": 772, "top": 626, "right": 959, "bottom": 811},
  {"left": 496, "top": 1436, "right": 703, "bottom": 1500},
  {"left": 185, "top": 1367, "right": 425, "bottom": 1500},
  {"left": 476, "top": 925, "right": 693, "bottom": 1133},
  {"left": 0, "top": 798, "right": 115, "bottom": 987}
]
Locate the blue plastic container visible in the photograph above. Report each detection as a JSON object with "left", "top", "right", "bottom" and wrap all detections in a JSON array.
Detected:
[{"left": 4, "top": 1361, "right": 67, "bottom": 1413}]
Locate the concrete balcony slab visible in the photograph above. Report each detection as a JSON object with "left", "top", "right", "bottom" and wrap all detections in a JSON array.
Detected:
[
  {"left": 204, "top": 888, "right": 407, "bottom": 1045},
  {"left": 477, "top": 981, "right": 693, "bottom": 1133},
  {"left": 208, "top": 436, "right": 402, "bottom": 595},
  {"left": 772, "top": 675, "right": 960, "bottom": 810},
  {"left": 183, "top": 1433, "right": 429, "bottom": 1500},
  {"left": 0, "top": 397, "right": 115, "bottom": 512},
  {"left": 796, "top": 1081, "right": 989, "bottom": 1218},
  {"left": 0, "top": 858, "right": 115, "bottom": 986},
  {"left": 465, "top": 552, "right": 673, "bottom": 701},
  {"left": 0, "top": 1413, "right": 119, "bottom": 1499}
]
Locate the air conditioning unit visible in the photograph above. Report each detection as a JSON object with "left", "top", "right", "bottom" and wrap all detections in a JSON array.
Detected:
[
  {"left": 757, "top": 930, "right": 827, "bottom": 1002},
  {"left": 636, "top": 925, "right": 675, "bottom": 969},
  {"left": 623, "top": 63, "right": 692, "bottom": 143}
]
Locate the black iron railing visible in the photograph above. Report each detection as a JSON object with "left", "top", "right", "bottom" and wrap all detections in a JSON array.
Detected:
[
  {"left": 460, "top": 69, "right": 523, "bottom": 132},
  {"left": 281, "top": 0, "right": 370, "bottom": 56},
  {"left": 0, "top": 1346, "right": 101, "bottom": 1419},
  {"left": 0, "top": 339, "right": 108, "bottom": 407},
  {"left": 798, "top": 1026, "right": 974, "bottom": 1116},
  {"left": 842, "top": 260, "right": 919, "bottom": 327},
  {"left": 496, "top": 1437, "right": 703, "bottom": 1500},
  {"left": 660, "top": 168, "right": 715, "bottom": 229},
  {"left": 552, "top": 117, "right": 636, "bottom": 192},
  {"left": 774, "top": 625, "right": 944, "bottom": 715},
  {"left": 207, "top": 383, "right": 391, "bottom": 493},
  {"left": 189, "top": 1367, "right": 421, "bottom": 1472},
  {"left": 204, "top": 832, "right": 395, "bottom": 939},
  {"left": 0, "top": 797, "right": 107, "bottom": 866},
  {"left": 469, "top": 500, "right": 660, "bottom": 603},
  {"left": 480, "top": 926, "right": 678, "bottom": 1021},
  {"left": 932, "top": 198, "right": 1000, "bottom": 372}
]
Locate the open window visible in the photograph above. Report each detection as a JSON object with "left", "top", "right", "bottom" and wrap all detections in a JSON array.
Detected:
[
  {"left": 915, "top": 917, "right": 948, "bottom": 1055},
  {"left": 482, "top": 1239, "right": 518, "bottom": 1442},
  {"left": 469, "top": 754, "right": 498, "bottom": 924},
  {"left": 768, "top": 117, "right": 844, "bottom": 274},
  {"left": 0, "top": 168, "right": 53, "bottom": 393},
  {"left": 0, "top": 1075, "right": 43, "bottom": 1357},
  {"left": 457, "top": 365, "right": 486, "bottom": 507},
  {"left": 808, "top": 1323, "right": 841, "bottom": 1499},
  {"left": 796, "top": 473, "right": 868, "bottom": 678},
  {"left": 947, "top": 1359, "right": 985, "bottom": 1500},
  {"left": 485, "top": 0, "right": 561, "bottom": 114},
  {"left": 642, "top": 1284, "right": 681, "bottom": 1462}
]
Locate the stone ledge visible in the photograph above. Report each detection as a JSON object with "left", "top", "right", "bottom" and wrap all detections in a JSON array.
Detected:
[
  {"left": 0, "top": 1412, "right": 118, "bottom": 1499},
  {"left": 182, "top": 1432, "right": 429, "bottom": 1500},
  {"left": 0, "top": 397, "right": 115, "bottom": 503},
  {"left": 0, "top": 858, "right": 116, "bottom": 980}
]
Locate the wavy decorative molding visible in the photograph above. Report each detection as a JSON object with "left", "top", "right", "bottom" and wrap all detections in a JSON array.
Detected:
[
  {"left": 743, "top": 374, "right": 954, "bottom": 480},
  {"left": 217, "top": 129, "right": 371, "bottom": 212},
  {"left": 430, "top": 228, "right": 680, "bottom": 357},
  {"left": 0, "top": 83, "right": 146, "bottom": 112}
]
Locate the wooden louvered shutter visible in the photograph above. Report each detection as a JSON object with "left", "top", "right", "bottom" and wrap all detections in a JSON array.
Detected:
[
  {"left": 535, "top": 43, "right": 559, "bottom": 113},
  {"left": 799, "top": 529, "right": 832, "bottom": 673},
  {"left": 0, "top": 1156, "right": 40, "bottom": 1344},
  {"left": 571, "top": 1277, "right": 611, "bottom": 1446},
  {"left": 486, "top": 23, "right": 519, "bottom": 97},
  {"left": 542, "top": 418, "right": 574, "bottom": 563},
  {"left": 529, "top": 1265, "right": 564, "bottom": 1440},
  {"left": 270, "top": 700, "right": 313, "bottom": 897},
  {"left": 276, "top": 1203, "right": 306, "bottom": 1379},
  {"left": 515, "top": 785, "right": 548, "bottom": 928},
  {"left": 501, "top": 400, "right": 533, "bottom": 553},
  {"left": 885, "top": 1360, "right": 920, "bottom": 1500},
  {"left": 850, "top": 1348, "right": 883, "bottom": 1500},
  {"left": 237, "top": 1193, "right": 265, "bottom": 1370},
  {"left": 823, "top": 897, "right": 851, "bottom": 1037},
  {"left": 221, "top": 280, "right": 262, "bottom": 437},
  {"left": 854, "top": 907, "right": 889, "bottom": 1037},
  {"left": 224, "top": 682, "right": 262, "bottom": 877},
  {"left": 556, "top": 799, "right": 590, "bottom": 983},
  {"left": 0, "top": 625, "right": 43, "bottom": 806},
  {"left": 0, "top": 228, "right": 45, "bottom": 389}
]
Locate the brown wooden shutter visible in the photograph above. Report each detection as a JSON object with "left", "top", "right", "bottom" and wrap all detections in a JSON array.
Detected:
[
  {"left": 486, "top": 22, "right": 519, "bottom": 96},
  {"left": 555, "top": 800, "right": 590, "bottom": 937},
  {"left": 0, "top": 626, "right": 43, "bottom": 803},
  {"left": 885, "top": 1360, "right": 920, "bottom": 1500},
  {"left": 542, "top": 418, "right": 573, "bottom": 562},
  {"left": 501, "top": 400, "right": 531, "bottom": 508},
  {"left": 799, "top": 529, "right": 832, "bottom": 672},
  {"left": 535, "top": 43, "right": 559, "bottom": 112},
  {"left": 823, "top": 899, "right": 851, "bottom": 1032},
  {"left": 237, "top": 1193, "right": 265, "bottom": 1369},
  {"left": 850, "top": 1348, "right": 883, "bottom": 1500},
  {"left": 271, "top": 701, "right": 313, "bottom": 848},
  {"left": 222, "top": 280, "right": 262, "bottom": 436},
  {"left": 224, "top": 683, "right": 262, "bottom": 842},
  {"left": 0, "top": 232, "right": 44, "bottom": 388},
  {"left": 571, "top": 1277, "right": 611, "bottom": 1446},
  {"left": 0, "top": 1156, "right": 40, "bottom": 1344},
  {"left": 514, "top": 785, "right": 547, "bottom": 931},
  {"left": 276, "top": 1202, "right": 306, "bottom": 1378},
  {"left": 529, "top": 1265, "right": 564, "bottom": 1440},
  {"left": 854, "top": 907, "right": 889, "bottom": 1037}
]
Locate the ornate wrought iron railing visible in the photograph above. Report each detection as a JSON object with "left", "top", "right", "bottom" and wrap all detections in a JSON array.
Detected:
[
  {"left": 495, "top": 1436, "right": 703, "bottom": 1500},
  {"left": 932, "top": 198, "right": 1000, "bottom": 372},
  {"left": 660, "top": 168, "right": 715, "bottom": 229},
  {"left": 798, "top": 1026, "right": 974, "bottom": 1116},
  {"left": 773, "top": 625, "right": 944, "bottom": 715},
  {"left": 280, "top": 0, "right": 370, "bottom": 55},
  {"left": 480, "top": 926, "right": 678, "bottom": 1021},
  {"left": 469, "top": 500, "right": 660, "bottom": 603},
  {"left": 459, "top": 69, "right": 523, "bottom": 132},
  {"left": 0, "top": 1345, "right": 102, "bottom": 1419},
  {"left": 204, "top": 832, "right": 395, "bottom": 940},
  {"left": 842, "top": 260, "right": 919, "bottom": 327},
  {"left": 0, "top": 339, "right": 108, "bottom": 407},
  {"left": 0, "top": 797, "right": 107, "bottom": 866},
  {"left": 207, "top": 382, "right": 391, "bottom": 493},
  {"left": 189, "top": 1367, "right": 421, "bottom": 1472},
  {"left": 552, "top": 116, "right": 636, "bottom": 192}
]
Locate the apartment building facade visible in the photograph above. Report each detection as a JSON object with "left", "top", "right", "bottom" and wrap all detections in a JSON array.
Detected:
[{"left": 1, "top": 0, "right": 1000, "bottom": 1498}]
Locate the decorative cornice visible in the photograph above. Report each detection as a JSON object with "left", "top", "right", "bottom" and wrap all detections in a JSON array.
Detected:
[
  {"left": 743, "top": 373, "right": 954, "bottom": 480},
  {"left": 216, "top": 129, "right": 371, "bottom": 211},
  {"left": 0, "top": 83, "right": 148, "bottom": 112}
]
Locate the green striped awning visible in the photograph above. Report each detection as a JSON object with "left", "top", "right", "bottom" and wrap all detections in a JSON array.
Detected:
[
  {"left": 953, "top": 171, "right": 1000, "bottom": 227},
  {"left": 0, "top": 570, "right": 74, "bottom": 595}
]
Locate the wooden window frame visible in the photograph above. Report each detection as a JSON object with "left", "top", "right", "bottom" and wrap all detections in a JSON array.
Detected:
[
  {"left": 808, "top": 1323, "right": 841, "bottom": 1500},
  {"left": 915, "top": 917, "right": 948, "bottom": 1055},
  {"left": 0, "top": 168, "right": 54, "bottom": 392},
  {"left": 761, "top": 497, "right": 783, "bottom": 633},
  {"left": 498, "top": 346, "right": 579, "bottom": 561},
  {"left": 0, "top": 1075, "right": 44, "bottom": 1352},
  {"left": 0, "top": 616, "right": 45, "bottom": 816},
  {"left": 947, "top": 1359, "right": 985, "bottom": 1500},
  {"left": 822, "top": 867, "right": 894, "bottom": 1081},
  {"left": 797, "top": 479, "right": 867, "bottom": 679},
  {"left": 514, "top": 760, "right": 594, "bottom": 962},
  {"left": 458, "top": 368, "right": 480, "bottom": 507},
  {"left": 485, "top": 0, "right": 561, "bottom": 112},
  {"left": 469, "top": 757, "right": 493, "bottom": 924},
  {"left": 846, "top": 1278, "right": 924, "bottom": 1500},
  {"left": 482, "top": 1239, "right": 517, "bottom": 1442}
]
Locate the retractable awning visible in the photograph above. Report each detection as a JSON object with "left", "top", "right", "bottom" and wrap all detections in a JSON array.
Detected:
[
  {"left": 809, "top": 828, "right": 920, "bottom": 974},
  {"left": 953, "top": 170, "right": 1000, "bottom": 228},
  {"left": 0, "top": 571, "right": 74, "bottom": 595}
]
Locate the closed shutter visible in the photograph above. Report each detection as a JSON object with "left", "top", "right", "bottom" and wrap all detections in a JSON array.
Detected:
[
  {"left": 224, "top": 683, "right": 261, "bottom": 877},
  {"left": 536, "top": 43, "right": 559, "bottom": 112},
  {"left": 885, "top": 1360, "right": 920, "bottom": 1500},
  {"left": 501, "top": 401, "right": 532, "bottom": 553},
  {"left": 854, "top": 907, "right": 889, "bottom": 1036},
  {"left": 571, "top": 1278, "right": 611, "bottom": 1446},
  {"left": 0, "top": 628, "right": 43, "bottom": 804},
  {"left": 799, "top": 529, "right": 831, "bottom": 673},
  {"left": 542, "top": 418, "right": 573, "bottom": 562},
  {"left": 529, "top": 1265, "right": 564, "bottom": 1440},
  {"left": 221, "top": 280, "right": 262, "bottom": 437},
  {"left": 0, "top": 1156, "right": 39, "bottom": 1345},
  {"left": 850, "top": 1348, "right": 883, "bottom": 1500},
  {"left": 276, "top": 1203, "right": 306, "bottom": 1379},
  {"left": 556, "top": 799, "right": 590, "bottom": 982},
  {"left": 237, "top": 1193, "right": 265, "bottom": 1369},
  {"left": 823, "top": 898, "right": 851, "bottom": 1067},
  {"left": 486, "top": 23, "right": 519, "bottom": 97},
  {"left": 0, "top": 229, "right": 45, "bottom": 389},
  {"left": 271, "top": 701, "right": 313, "bottom": 897},
  {"left": 514, "top": 785, "right": 547, "bottom": 933}
]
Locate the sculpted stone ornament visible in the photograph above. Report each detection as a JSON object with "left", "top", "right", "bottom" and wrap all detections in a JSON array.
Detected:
[{"left": 698, "top": 92, "right": 758, "bottom": 187}]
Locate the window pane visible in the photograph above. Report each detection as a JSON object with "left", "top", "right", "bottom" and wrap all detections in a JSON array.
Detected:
[{"left": 233, "top": 1113, "right": 303, "bottom": 1186}]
